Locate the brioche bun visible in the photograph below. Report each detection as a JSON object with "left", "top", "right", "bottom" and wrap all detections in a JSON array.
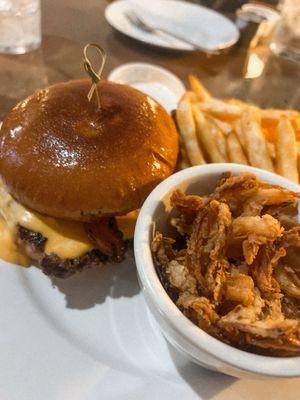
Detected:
[{"left": 0, "top": 79, "right": 178, "bottom": 221}]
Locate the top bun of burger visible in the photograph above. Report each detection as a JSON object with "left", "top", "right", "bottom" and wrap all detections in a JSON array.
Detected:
[{"left": 0, "top": 79, "right": 178, "bottom": 221}]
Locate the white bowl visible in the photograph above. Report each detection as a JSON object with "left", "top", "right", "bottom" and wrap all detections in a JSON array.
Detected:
[{"left": 134, "top": 163, "right": 300, "bottom": 379}]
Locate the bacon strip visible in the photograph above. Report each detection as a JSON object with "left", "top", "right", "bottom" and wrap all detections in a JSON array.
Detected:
[{"left": 85, "top": 217, "right": 126, "bottom": 262}]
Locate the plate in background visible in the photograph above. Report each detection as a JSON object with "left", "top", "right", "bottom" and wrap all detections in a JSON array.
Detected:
[{"left": 105, "top": 0, "right": 240, "bottom": 52}]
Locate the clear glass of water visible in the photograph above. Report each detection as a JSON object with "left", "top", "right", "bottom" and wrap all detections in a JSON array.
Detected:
[
  {"left": 0, "top": 0, "right": 41, "bottom": 54},
  {"left": 270, "top": 0, "right": 300, "bottom": 63}
]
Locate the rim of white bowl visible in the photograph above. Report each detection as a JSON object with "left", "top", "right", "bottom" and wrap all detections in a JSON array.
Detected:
[
  {"left": 107, "top": 62, "right": 186, "bottom": 94},
  {"left": 134, "top": 163, "right": 300, "bottom": 377}
]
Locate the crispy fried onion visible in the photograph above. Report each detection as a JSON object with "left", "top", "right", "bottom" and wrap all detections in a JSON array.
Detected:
[
  {"left": 251, "top": 245, "right": 285, "bottom": 298},
  {"left": 231, "top": 215, "right": 283, "bottom": 264},
  {"left": 170, "top": 189, "right": 204, "bottom": 235},
  {"left": 275, "top": 265, "right": 300, "bottom": 300},
  {"left": 186, "top": 199, "right": 232, "bottom": 302},
  {"left": 213, "top": 172, "right": 299, "bottom": 217},
  {"left": 152, "top": 172, "right": 300, "bottom": 356},
  {"left": 223, "top": 273, "right": 255, "bottom": 306},
  {"left": 219, "top": 289, "right": 298, "bottom": 339},
  {"left": 177, "top": 293, "right": 219, "bottom": 331},
  {"left": 151, "top": 232, "right": 177, "bottom": 266}
]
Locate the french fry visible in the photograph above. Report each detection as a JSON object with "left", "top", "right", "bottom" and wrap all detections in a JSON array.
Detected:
[
  {"left": 177, "top": 133, "right": 191, "bottom": 170},
  {"left": 207, "top": 120, "right": 228, "bottom": 161},
  {"left": 193, "top": 106, "right": 226, "bottom": 163},
  {"left": 295, "top": 118, "right": 300, "bottom": 130},
  {"left": 261, "top": 120, "right": 278, "bottom": 143},
  {"left": 178, "top": 157, "right": 190, "bottom": 170},
  {"left": 188, "top": 74, "right": 211, "bottom": 102},
  {"left": 226, "top": 132, "right": 248, "bottom": 165},
  {"left": 225, "top": 98, "right": 248, "bottom": 106},
  {"left": 176, "top": 78, "right": 300, "bottom": 182},
  {"left": 293, "top": 119, "right": 300, "bottom": 142},
  {"left": 262, "top": 109, "right": 300, "bottom": 143},
  {"left": 261, "top": 109, "right": 299, "bottom": 122},
  {"left": 234, "top": 119, "right": 246, "bottom": 149},
  {"left": 276, "top": 118, "right": 298, "bottom": 183},
  {"left": 207, "top": 115, "right": 232, "bottom": 135},
  {"left": 197, "top": 99, "right": 243, "bottom": 119},
  {"left": 185, "top": 90, "right": 198, "bottom": 103},
  {"left": 297, "top": 142, "right": 300, "bottom": 176},
  {"left": 241, "top": 107, "right": 274, "bottom": 172},
  {"left": 266, "top": 141, "right": 276, "bottom": 161},
  {"left": 215, "top": 132, "right": 228, "bottom": 162},
  {"left": 176, "top": 94, "right": 206, "bottom": 166}
]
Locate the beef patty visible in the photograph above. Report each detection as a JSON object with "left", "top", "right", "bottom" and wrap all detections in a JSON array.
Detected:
[{"left": 17, "top": 225, "right": 109, "bottom": 278}]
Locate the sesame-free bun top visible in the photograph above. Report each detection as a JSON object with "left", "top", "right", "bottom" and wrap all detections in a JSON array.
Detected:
[{"left": 0, "top": 79, "right": 178, "bottom": 221}]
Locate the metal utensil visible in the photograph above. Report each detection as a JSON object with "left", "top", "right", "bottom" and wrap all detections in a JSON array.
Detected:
[{"left": 125, "top": 10, "right": 218, "bottom": 53}]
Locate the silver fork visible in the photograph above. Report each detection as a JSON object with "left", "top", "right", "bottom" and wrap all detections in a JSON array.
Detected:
[{"left": 125, "top": 10, "right": 218, "bottom": 53}]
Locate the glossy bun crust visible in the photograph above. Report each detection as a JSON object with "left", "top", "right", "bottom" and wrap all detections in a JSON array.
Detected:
[{"left": 0, "top": 79, "right": 178, "bottom": 220}]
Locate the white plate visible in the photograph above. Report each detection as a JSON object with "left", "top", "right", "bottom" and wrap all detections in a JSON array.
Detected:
[
  {"left": 105, "top": 0, "right": 240, "bottom": 52},
  {"left": 108, "top": 62, "right": 185, "bottom": 112},
  {"left": 1, "top": 258, "right": 300, "bottom": 399}
]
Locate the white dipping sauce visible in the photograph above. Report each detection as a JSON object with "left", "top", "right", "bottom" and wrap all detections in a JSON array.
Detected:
[{"left": 131, "top": 82, "right": 178, "bottom": 113}]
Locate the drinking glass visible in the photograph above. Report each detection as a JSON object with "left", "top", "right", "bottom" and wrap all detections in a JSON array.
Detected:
[
  {"left": 0, "top": 0, "right": 41, "bottom": 54},
  {"left": 270, "top": 0, "right": 300, "bottom": 63}
]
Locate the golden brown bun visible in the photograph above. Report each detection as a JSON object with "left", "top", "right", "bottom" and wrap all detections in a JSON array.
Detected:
[{"left": 0, "top": 79, "right": 178, "bottom": 221}]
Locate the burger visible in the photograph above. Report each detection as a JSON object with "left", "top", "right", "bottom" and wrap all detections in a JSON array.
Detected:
[{"left": 0, "top": 79, "right": 178, "bottom": 278}]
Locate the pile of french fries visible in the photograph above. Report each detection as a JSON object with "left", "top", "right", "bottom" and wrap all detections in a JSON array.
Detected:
[{"left": 176, "top": 75, "right": 300, "bottom": 184}]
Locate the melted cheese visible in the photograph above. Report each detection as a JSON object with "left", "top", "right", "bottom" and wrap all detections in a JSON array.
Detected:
[
  {"left": 0, "top": 179, "right": 93, "bottom": 261},
  {"left": 0, "top": 217, "right": 30, "bottom": 266},
  {"left": 0, "top": 178, "right": 138, "bottom": 265}
]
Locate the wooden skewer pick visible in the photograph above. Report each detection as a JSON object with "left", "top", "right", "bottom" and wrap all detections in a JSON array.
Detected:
[{"left": 83, "top": 43, "right": 107, "bottom": 107}]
